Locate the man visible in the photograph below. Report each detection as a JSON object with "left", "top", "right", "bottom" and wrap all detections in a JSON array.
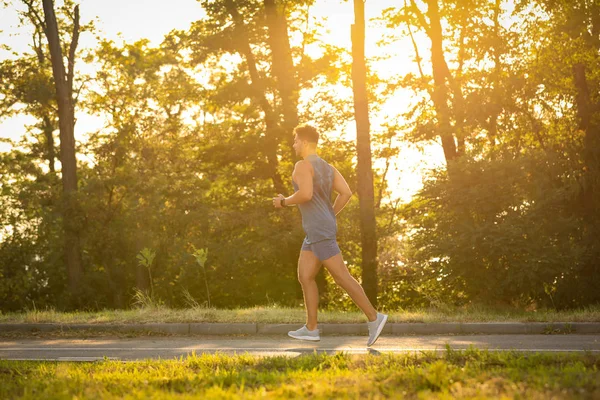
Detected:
[{"left": 272, "top": 124, "right": 388, "bottom": 347}]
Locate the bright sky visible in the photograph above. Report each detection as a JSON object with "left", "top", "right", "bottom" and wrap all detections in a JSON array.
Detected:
[{"left": 0, "top": 0, "right": 446, "bottom": 203}]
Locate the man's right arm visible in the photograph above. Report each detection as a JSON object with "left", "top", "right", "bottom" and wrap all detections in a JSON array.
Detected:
[{"left": 331, "top": 166, "right": 352, "bottom": 215}]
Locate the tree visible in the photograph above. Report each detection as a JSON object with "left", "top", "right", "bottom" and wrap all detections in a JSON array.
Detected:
[
  {"left": 40, "top": 0, "right": 84, "bottom": 304},
  {"left": 351, "top": 0, "right": 378, "bottom": 306},
  {"left": 529, "top": 0, "right": 600, "bottom": 303},
  {"left": 404, "top": 0, "right": 459, "bottom": 163}
]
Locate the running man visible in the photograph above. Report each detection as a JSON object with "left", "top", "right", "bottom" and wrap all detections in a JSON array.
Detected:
[{"left": 272, "top": 124, "right": 388, "bottom": 346}]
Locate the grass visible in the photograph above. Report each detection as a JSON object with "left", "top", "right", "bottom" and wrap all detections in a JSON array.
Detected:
[
  {"left": 1, "top": 304, "right": 600, "bottom": 325},
  {"left": 1, "top": 347, "right": 599, "bottom": 399}
]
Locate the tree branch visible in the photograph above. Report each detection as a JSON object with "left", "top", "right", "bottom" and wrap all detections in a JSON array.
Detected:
[
  {"left": 300, "top": 3, "right": 310, "bottom": 67},
  {"left": 409, "top": 0, "right": 430, "bottom": 36},
  {"left": 376, "top": 155, "right": 391, "bottom": 209},
  {"left": 32, "top": 25, "right": 46, "bottom": 65},
  {"left": 73, "top": 76, "right": 91, "bottom": 105},
  {"left": 385, "top": 198, "right": 402, "bottom": 234},
  {"left": 404, "top": 0, "right": 431, "bottom": 99},
  {"left": 67, "top": 4, "right": 80, "bottom": 97},
  {"left": 22, "top": 0, "right": 47, "bottom": 34}
]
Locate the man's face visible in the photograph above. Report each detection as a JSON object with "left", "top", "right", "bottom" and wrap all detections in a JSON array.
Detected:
[{"left": 293, "top": 134, "right": 304, "bottom": 156}]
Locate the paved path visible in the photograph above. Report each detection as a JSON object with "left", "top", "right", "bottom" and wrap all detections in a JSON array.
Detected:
[
  {"left": 2, "top": 334, "right": 600, "bottom": 361},
  {"left": 2, "top": 322, "right": 599, "bottom": 335}
]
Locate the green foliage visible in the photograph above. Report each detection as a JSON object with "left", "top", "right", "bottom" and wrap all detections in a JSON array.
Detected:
[
  {"left": 136, "top": 248, "right": 156, "bottom": 269},
  {"left": 403, "top": 150, "right": 591, "bottom": 307},
  {"left": 2, "top": 0, "right": 600, "bottom": 313}
]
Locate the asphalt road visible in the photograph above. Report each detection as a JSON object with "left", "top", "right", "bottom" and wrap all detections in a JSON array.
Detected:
[{"left": 2, "top": 334, "right": 600, "bottom": 361}]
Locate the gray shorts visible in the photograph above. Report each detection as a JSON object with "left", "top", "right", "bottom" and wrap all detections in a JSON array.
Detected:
[{"left": 301, "top": 238, "right": 341, "bottom": 262}]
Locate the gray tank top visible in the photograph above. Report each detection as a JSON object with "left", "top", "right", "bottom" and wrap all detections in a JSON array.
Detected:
[{"left": 292, "top": 154, "right": 337, "bottom": 244}]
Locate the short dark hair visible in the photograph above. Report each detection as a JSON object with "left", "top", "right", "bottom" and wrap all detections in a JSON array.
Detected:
[{"left": 294, "top": 124, "right": 320, "bottom": 144}]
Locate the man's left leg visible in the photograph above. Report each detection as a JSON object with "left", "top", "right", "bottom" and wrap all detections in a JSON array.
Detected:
[
  {"left": 321, "top": 252, "right": 377, "bottom": 322},
  {"left": 322, "top": 250, "right": 388, "bottom": 345}
]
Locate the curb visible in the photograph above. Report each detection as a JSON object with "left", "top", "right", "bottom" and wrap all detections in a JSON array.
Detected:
[{"left": 1, "top": 322, "right": 599, "bottom": 335}]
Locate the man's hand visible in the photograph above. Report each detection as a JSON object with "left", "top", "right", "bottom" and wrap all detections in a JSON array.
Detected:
[{"left": 272, "top": 194, "right": 285, "bottom": 208}]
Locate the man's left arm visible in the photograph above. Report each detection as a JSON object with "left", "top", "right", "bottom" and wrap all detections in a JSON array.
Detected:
[{"left": 331, "top": 165, "right": 352, "bottom": 215}]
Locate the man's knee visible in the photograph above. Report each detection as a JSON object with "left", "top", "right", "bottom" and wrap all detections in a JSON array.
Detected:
[
  {"left": 329, "top": 268, "right": 353, "bottom": 287},
  {"left": 323, "top": 256, "right": 349, "bottom": 282},
  {"left": 298, "top": 270, "right": 316, "bottom": 286}
]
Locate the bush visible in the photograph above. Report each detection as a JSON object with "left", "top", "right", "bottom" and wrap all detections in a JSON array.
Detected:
[{"left": 402, "top": 151, "right": 589, "bottom": 308}]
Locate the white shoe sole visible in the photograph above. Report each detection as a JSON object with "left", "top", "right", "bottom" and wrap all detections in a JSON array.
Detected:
[
  {"left": 288, "top": 333, "right": 321, "bottom": 341},
  {"left": 367, "top": 314, "right": 388, "bottom": 347}
]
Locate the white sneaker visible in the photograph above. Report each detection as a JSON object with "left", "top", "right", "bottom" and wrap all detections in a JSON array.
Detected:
[
  {"left": 288, "top": 324, "right": 321, "bottom": 341},
  {"left": 367, "top": 312, "right": 388, "bottom": 346}
]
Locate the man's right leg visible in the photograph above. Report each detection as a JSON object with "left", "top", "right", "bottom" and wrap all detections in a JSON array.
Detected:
[{"left": 298, "top": 249, "right": 322, "bottom": 331}]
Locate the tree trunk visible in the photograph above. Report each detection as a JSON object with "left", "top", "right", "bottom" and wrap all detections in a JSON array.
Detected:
[
  {"left": 351, "top": 0, "right": 378, "bottom": 307},
  {"left": 42, "top": 0, "right": 84, "bottom": 305},
  {"left": 264, "top": 0, "right": 298, "bottom": 162}
]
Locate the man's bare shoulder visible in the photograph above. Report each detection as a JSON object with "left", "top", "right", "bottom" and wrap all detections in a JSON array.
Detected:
[
  {"left": 293, "top": 160, "right": 314, "bottom": 180},
  {"left": 295, "top": 159, "right": 310, "bottom": 166},
  {"left": 294, "top": 160, "right": 312, "bottom": 170}
]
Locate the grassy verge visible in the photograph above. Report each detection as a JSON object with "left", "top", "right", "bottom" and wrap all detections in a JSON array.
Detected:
[
  {"left": 1, "top": 347, "right": 599, "bottom": 399},
  {"left": 1, "top": 304, "right": 600, "bottom": 325}
]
